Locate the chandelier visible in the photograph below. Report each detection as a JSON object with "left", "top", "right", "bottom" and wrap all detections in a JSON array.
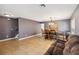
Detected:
[
  {"left": 48, "top": 17, "right": 58, "bottom": 31},
  {"left": 48, "top": 17, "right": 55, "bottom": 26}
]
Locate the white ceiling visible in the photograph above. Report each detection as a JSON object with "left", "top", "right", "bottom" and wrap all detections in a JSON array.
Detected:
[{"left": 0, "top": 4, "right": 78, "bottom": 22}]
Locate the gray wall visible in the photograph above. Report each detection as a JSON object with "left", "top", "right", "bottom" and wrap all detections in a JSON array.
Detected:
[
  {"left": 0, "top": 16, "right": 19, "bottom": 39},
  {"left": 71, "top": 5, "right": 79, "bottom": 35},
  {"left": 44, "top": 20, "right": 70, "bottom": 32},
  {"left": 0, "top": 16, "right": 9, "bottom": 39},
  {"left": 0, "top": 16, "right": 41, "bottom": 39},
  {"left": 18, "top": 18, "right": 41, "bottom": 38}
]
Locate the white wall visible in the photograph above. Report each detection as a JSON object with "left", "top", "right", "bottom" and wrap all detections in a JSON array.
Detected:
[
  {"left": 71, "top": 5, "right": 79, "bottom": 35},
  {"left": 70, "top": 18, "right": 75, "bottom": 34}
]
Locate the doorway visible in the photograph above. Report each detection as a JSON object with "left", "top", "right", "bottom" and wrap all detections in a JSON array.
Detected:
[{"left": 8, "top": 18, "right": 19, "bottom": 38}]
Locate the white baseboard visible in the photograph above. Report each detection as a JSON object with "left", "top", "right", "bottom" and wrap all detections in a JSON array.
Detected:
[
  {"left": 0, "top": 38, "right": 14, "bottom": 42},
  {"left": 19, "top": 33, "right": 41, "bottom": 40},
  {"left": 0, "top": 33, "right": 41, "bottom": 42}
]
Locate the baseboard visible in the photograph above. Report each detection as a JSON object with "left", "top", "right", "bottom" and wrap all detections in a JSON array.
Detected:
[
  {"left": 19, "top": 33, "right": 41, "bottom": 40},
  {"left": 0, "top": 33, "right": 41, "bottom": 42},
  {"left": 0, "top": 38, "right": 14, "bottom": 42}
]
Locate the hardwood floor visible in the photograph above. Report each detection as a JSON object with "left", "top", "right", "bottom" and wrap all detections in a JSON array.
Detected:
[{"left": 0, "top": 36, "right": 56, "bottom": 55}]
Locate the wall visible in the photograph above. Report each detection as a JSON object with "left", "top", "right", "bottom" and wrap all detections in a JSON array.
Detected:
[
  {"left": 0, "top": 16, "right": 19, "bottom": 39},
  {"left": 0, "top": 16, "right": 41, "bottom": 39},
  {"left": 0, "top": 16, "right": 9, "bottom": 39},
  {"left": 70, "top": 17, "right": 75, "bottom": 34},
  {"left": 57, "top": 20, "right": 70, "bottom": 32},
  {"left": 18, "top": 18, "right": 41, "bottom": 38},
  {"left": 44, "top": 20, "right": 70, "bottom": 32},
  {"left": 71, "top": 5, "right": 79, "bottom": 35}
]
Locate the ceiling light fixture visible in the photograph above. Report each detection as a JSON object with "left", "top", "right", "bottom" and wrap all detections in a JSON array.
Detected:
[
  {"left": 40, "top": 4, "right": 46, "bottom": 7},
  {"left": 49, "top": 17, "right": 55, "bottom": 25}
]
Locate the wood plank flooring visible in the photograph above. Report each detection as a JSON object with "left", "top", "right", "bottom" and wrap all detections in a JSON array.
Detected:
[{"left": 0, "top": 36, "right": 56, "bottom": 55}]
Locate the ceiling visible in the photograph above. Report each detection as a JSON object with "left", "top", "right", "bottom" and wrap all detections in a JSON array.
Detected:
[{"left": 0, "top": 4, "right": 78, "bottom": 22}]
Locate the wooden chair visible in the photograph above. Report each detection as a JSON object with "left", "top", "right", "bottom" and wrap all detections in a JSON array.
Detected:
[
  {"left": 49, "top": 30, "right": 57, "bottom": 40},
  {"left": 44, "top": 29, "right": 49, "bottom": 39}
]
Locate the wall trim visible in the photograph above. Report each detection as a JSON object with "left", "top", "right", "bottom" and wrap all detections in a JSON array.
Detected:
[
  {"left": 19, "top": 33, "right": 41, "bottom": 40},
  {"left": 0, "top": 38, "right": 14, "bottom": 42},
  {"left": 0, "top": 33, "right": 41, "bottom": 42}
]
